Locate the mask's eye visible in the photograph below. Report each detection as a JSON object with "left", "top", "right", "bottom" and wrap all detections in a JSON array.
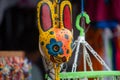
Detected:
[
  {"left": 52, "top": 45, "right": 60, "bottom": 52},
  {"left": 46, "top": 38, "right": 63, "bottom": 56}
]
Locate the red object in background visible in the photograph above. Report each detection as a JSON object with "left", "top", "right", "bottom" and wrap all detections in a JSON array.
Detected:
[
  {"left": 113, "top": 26, "right": 120, "bottom": 70},
  {"left": 116, "top": 50, "right": 120, "bottom": 70},
  {"left": 85, "top": 0, "right": 120, "bottom": 22},
  {"left": 84, "top": 0, "right": 120, "bottom": 70}
]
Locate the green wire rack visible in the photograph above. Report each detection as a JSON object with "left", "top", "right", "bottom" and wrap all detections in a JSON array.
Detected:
[{"left": 60, "top": 71, "right": 120, "bottom": 79}]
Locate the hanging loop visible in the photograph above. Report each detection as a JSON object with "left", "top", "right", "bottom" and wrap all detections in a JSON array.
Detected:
[{"left": 75, "top": 12, "right": 91, "bottom": 36}]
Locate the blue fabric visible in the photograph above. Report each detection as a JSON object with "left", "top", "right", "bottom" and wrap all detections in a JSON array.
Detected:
[{"left": 96, "top": 21, "right": 118, "bottom": 29}]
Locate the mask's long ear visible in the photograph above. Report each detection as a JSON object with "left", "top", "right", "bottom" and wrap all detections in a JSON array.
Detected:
[
  {"left": 37, "top": 0, "right": 54, "bottom": 33},
  {"left": 60, "top": 0, "right": 72, "bottom": 31}
]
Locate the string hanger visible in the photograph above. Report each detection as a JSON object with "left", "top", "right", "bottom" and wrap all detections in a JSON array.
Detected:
[{"left": 81, "top": 0, "right": 84, "bottom": 15}]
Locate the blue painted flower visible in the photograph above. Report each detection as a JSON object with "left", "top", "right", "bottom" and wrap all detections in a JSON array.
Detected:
[{"left": 46, "top": 38, "right": 63, "bottom": 56}]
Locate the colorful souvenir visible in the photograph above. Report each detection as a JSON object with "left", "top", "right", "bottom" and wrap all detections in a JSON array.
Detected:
[{"left": 37, "top": 0, "right": 73, "bottom": 79}]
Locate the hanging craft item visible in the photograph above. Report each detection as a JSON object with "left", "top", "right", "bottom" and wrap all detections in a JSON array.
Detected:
[
  {"left": 37, "top": 0, "right": 73, "bottom": 79},
  {"left": 72, "top": 0, "right": 110, "bottom": 75}
]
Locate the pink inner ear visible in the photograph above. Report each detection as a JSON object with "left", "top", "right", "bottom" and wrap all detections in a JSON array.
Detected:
[
  {"left": 63, "top": 5, "right": 72, "bottom": 31},
  {"left": 40, "top": 4, "right": 52, "bottom": 31}
]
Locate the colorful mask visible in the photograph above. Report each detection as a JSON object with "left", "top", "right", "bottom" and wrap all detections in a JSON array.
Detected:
[{"left": 37, "top": 0, "right": 73, "bottom": 64}]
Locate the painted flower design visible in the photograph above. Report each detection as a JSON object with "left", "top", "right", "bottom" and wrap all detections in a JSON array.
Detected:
[{"left": 46, "top": 38, "right": 63, "bottom": 56}]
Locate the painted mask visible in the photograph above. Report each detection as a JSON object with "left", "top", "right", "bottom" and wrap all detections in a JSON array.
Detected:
[{"left": 37, "top": 0, "right": 73, "bottom": 63}]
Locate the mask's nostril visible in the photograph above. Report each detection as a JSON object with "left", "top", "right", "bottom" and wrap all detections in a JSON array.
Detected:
[{"left": 62, "top": 56, "right": 67, "bottom": 62}]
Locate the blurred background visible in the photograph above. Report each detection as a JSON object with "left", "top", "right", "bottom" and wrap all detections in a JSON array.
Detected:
[{"left": 0, "top": 0, "right": 120, "bottom": 80}]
